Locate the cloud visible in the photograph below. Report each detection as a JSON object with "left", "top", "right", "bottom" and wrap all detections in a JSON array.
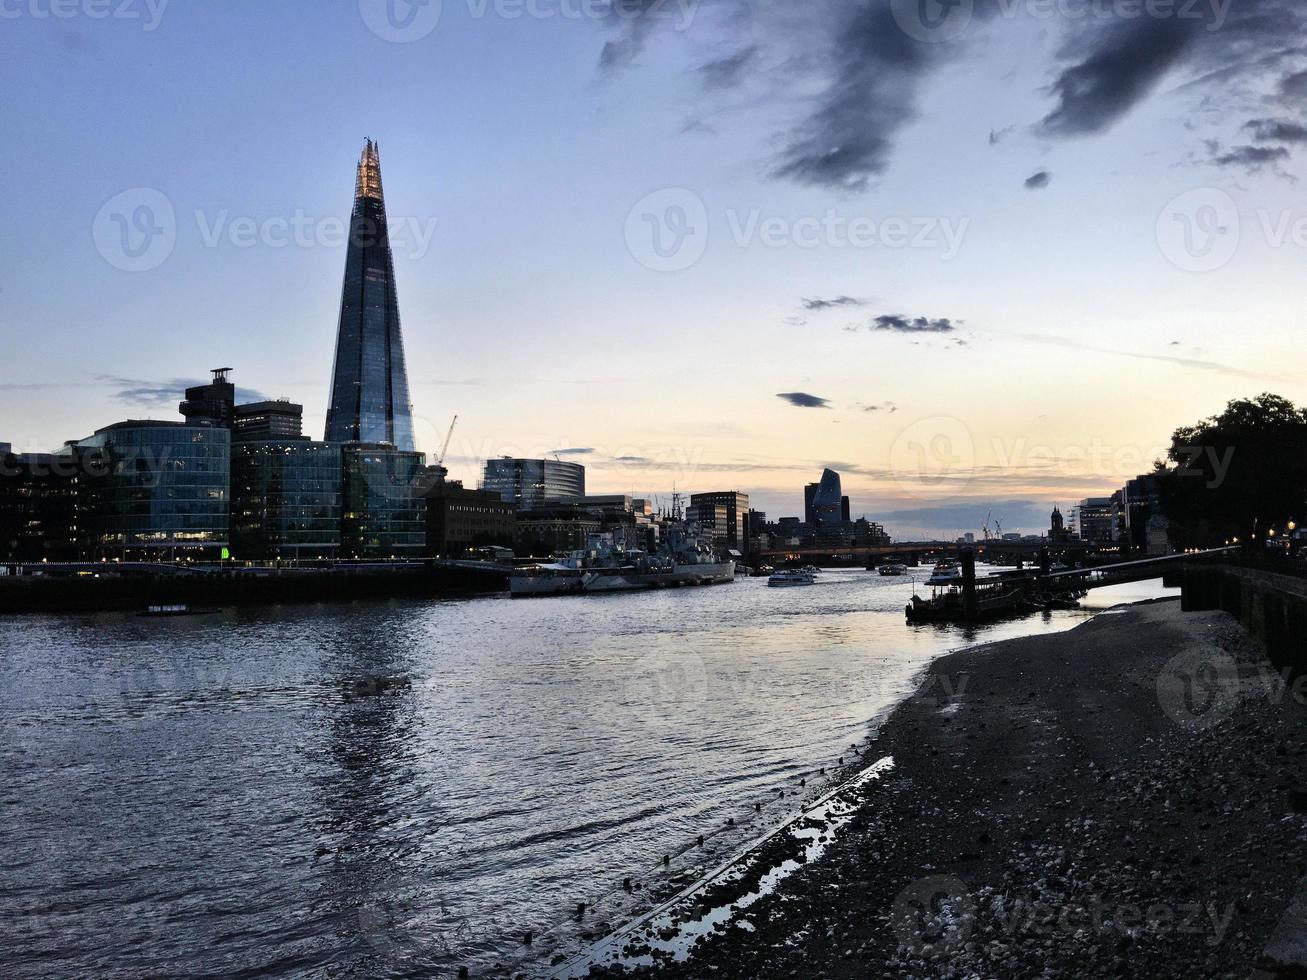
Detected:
[
  {"left": 695, "top": 44, "right": 759, "bottom": 90},
  {"left": 554, "top": 447, "right": 597, "bottom": 456},
  {"left": 776, "top": 391, "right": 832, "bottom": 409},
  {"left": 1024, "top": 170, "right": 1052, "bottom": 189},
  {"left": 103, "top": 376, "right": 268, "bottom": 409},
  {"left": 803, "top": 295, "right": 864, "bottom": 311},
  {"left": 1280, "top": 68, "right": 1307, "bottom": 99},
  {"left": 1210, "top": 144, "right": 1291, "bottom": 170},
  {"left": 1039, "top": 18, "right": 1195, "bottom": 137},
  {"left": 1244, "top": 118, "right": 1307, "bottom": 143},
  {"left": 872, "top": 314, "right": 957, "bottom": 334},
  {"left": 856, "top": 400, "right": 898, "bottom": 413}
]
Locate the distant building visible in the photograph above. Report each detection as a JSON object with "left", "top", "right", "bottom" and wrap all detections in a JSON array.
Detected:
[
  {"left": 340, "top": 444, "right": 433, "bottom": 559},
  {"left": 809, "top": 469, "right": 844, "bottom": 527},
  {"left": 1123, "top": 475, "right": 1160, "bottom": 550},
  {"left": 1049, "top": 506, "right": 1072, "bottom": 545},
  {"left": 179, "top": 368, "right": 236, "bottom": 428},
  {"left": 324, "top": 141, "right": 416, "bottom": 451},
  {"left": 482, "top": 458, "right": 585, "bottom": 511},
  {"left": 425, "top": 480, "right": 516, "bottom": 558},
  {"left": 515, "top": 505, "right": 600, "bottom": 556},
  {"left": 0, "top": 448, "right": 84, "bottom": 561},
  {"left": 841, "top": 495, "right": 851, "bottom": 524},
  {"left": 231, "top": 441, "right": 342, "bottom": 560},
  {"left": 233, "top": 401, "right": 304, "bottom": 443},
  {"left": 685, "top": 500, "right": 730, "bottom": 548},
  {"left": 689, "top": 491, "right": 749, "bottom": 551},
  {"left": 1076, "top": 497, "right": 1118, "bottom": 546},
  {"left": 76, "top": 421, "right": 230, "bottom": 560}
]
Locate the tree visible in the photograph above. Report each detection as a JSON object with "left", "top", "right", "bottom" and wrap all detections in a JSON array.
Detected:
[{"left": 1156, "top": 393, "right": 1307, "bottom": 548}]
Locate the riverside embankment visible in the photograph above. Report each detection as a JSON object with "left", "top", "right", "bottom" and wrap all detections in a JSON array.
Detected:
[{"left": 584, "top": 599, "right": 1307, "bottom": 978}]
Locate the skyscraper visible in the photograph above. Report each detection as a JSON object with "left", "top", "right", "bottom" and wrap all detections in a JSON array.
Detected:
[
  {"left": 810, "top": 468, "right": 844, "bottom": 527},
  {"left": 324, "top": 140, "right": 416, "bottom": 450}
]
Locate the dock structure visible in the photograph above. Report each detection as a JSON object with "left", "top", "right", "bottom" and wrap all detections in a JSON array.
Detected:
[{"left": 905, "top": 547, "right": 1239, "bottom": 625}]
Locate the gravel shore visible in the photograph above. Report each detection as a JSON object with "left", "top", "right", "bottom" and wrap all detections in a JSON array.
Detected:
[{"left": 587, "top": 599, "right": 1307, "bottom": 978}]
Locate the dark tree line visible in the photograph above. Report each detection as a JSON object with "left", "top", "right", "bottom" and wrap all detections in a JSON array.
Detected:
[{"left": 1156, "top": 393, "right": 1307, "bottom": 548}]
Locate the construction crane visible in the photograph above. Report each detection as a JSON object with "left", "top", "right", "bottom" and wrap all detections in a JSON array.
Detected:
[
  {"left": 436, "top": 415, "right": 459, "bottom": 468},
  {"left": 982, "top": 509, "right": 994, "bottom": 541}
]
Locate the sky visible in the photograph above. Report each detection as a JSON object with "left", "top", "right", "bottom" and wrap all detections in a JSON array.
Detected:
[{"left": 2, "top": 0, "right": 1305, "bottom": 537}]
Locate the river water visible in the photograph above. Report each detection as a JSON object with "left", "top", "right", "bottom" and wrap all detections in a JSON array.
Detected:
[{"left": 0, "top": 570, "right": 1171, "bottom": 977}]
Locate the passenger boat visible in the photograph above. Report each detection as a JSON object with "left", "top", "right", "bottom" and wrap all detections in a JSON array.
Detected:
[
  {"left": 877, "top": 564, "right": 909, "bottom": 576},
  {"left": 768, "top": 569, "right": 817, "bottom": 588}
]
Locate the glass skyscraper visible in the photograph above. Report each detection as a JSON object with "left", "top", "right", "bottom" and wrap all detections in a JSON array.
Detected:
[{"left": 324, "top": 140, "right": 416, "bottom": 451}]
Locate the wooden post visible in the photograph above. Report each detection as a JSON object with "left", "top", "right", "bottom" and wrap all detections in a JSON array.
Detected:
[{"left": 961, "top": 548, "right": 977, "bottom": 620}]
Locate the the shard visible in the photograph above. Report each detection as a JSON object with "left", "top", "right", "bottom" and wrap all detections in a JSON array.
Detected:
[{"left": 324, "top": 140, "right": 416, "bottom": 450}]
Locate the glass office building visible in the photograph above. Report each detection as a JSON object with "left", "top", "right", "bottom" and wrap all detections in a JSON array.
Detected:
[
  {"left": 324, "top": 141, "right": 416, "bottom": 451},
  {"left": 77, "top": 421, "right": 230, "bottom": 559},
  {"left": 481, "top": 458, "right": 585, "bottom": 511},
  {"left": 341, "top": 444, "right": 433, "bottom": 559},
  {"left": 231, "top": 441, "right": 342, "bottom": 561}
]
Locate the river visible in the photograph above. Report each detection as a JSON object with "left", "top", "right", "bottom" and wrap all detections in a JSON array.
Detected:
[{"left": 0, "top": 570, "right": 1172, "bottom": 977}]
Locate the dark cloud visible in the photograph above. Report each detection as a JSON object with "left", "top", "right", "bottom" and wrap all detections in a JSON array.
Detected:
[
  {"left": 1040, "top": 18, "right": 1195, "bottom": 136},
  {"left": 772, "top": 1, "right": 948, "bottom": 191},
  {"left": 872, "top": 314, "right": 957, "bottom": 334},
  {"left": 803, "top": 295, "right": 864, "bottom": 311},
  {"left": 1024, "top": 170, "right": 1052, "bottom": 189},
  {"left": 696, "top": 44, "right": 759, "bottom": 90},
  {"left": 1244, "top": 118, "right": 1307, "bottom": 143},
  {"left": 1211, "top": 144, "right": 1291, "bottom": 170},
  {"left": 105, "top": 376, "right": 267, "bottom": 408},
  {"left": 1280, "top": 68, "right": 1307, "bottom": 99},
  {"left": 554, "top": 447, "right": 597, "bottom": 456},
  {"left": 776, "top": 391, "right": 832, "bottom": 409}
]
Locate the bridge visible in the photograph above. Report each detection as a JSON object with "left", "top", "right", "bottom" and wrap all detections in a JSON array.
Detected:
[{"left": 755, "top": 539, "right": 1095, "bottom": 566}]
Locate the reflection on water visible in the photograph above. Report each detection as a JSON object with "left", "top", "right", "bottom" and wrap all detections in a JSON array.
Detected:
[{"left": 0, "top": 572, "right": 1172, "bottom": 976}]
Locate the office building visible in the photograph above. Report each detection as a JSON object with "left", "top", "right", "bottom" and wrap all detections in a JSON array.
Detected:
[
  {"left": 809, "top": 469, "right": 844, "bottom": 527},
  {"left": 425, "top": 481, "right": 517, "bottom": 558},
  {"left": 689, "top": 491, "right": 749, "bottom": 551},
  {"left": 179, "top": 368, "right": 236, "bottom": 428},
  {"left": 482, "top": 458, "right": 585, "bottom": 510},
  {"left": 340, "top": 444, "right": 433, "bottom": 559},
  {"left": 0, "top": 448, "right": 84, "bottom": 561},
  {"left": 515, "top": 504, "right": 601, "bottom": 556},
  {"left": 76, "top": 421, "right": 230, "bottom": 560},
  {"left": 233, "top": 401, "right": 304, "bottom": 443},
  {"left": 324, "top": 141, "right": 416, "bottom": 450},
  {"left": 1123, "top": 475, "right": 1161, "bottom": 550},
  {"left": 1075, "top": 497, "right": 1118, "bottom": 546},
  {"left": 231, "top": 441, "right": 342, "bottom": 560},
  {"left": 685, "top": 500, "right": 729, "bottom": 548}
]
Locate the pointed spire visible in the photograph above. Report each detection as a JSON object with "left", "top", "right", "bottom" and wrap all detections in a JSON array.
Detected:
[{"left": 355, "top": 138, "right": 384, "bottom": 202}]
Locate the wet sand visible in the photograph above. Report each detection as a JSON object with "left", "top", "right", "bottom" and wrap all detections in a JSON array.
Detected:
[{"left": 585, "top": 599, "right": 1307, "bottom": 978}]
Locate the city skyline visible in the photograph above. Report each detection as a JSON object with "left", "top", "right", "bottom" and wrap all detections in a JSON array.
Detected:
[{"left": 2, "top": 1, "right": 1305, "bottom": 536}]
